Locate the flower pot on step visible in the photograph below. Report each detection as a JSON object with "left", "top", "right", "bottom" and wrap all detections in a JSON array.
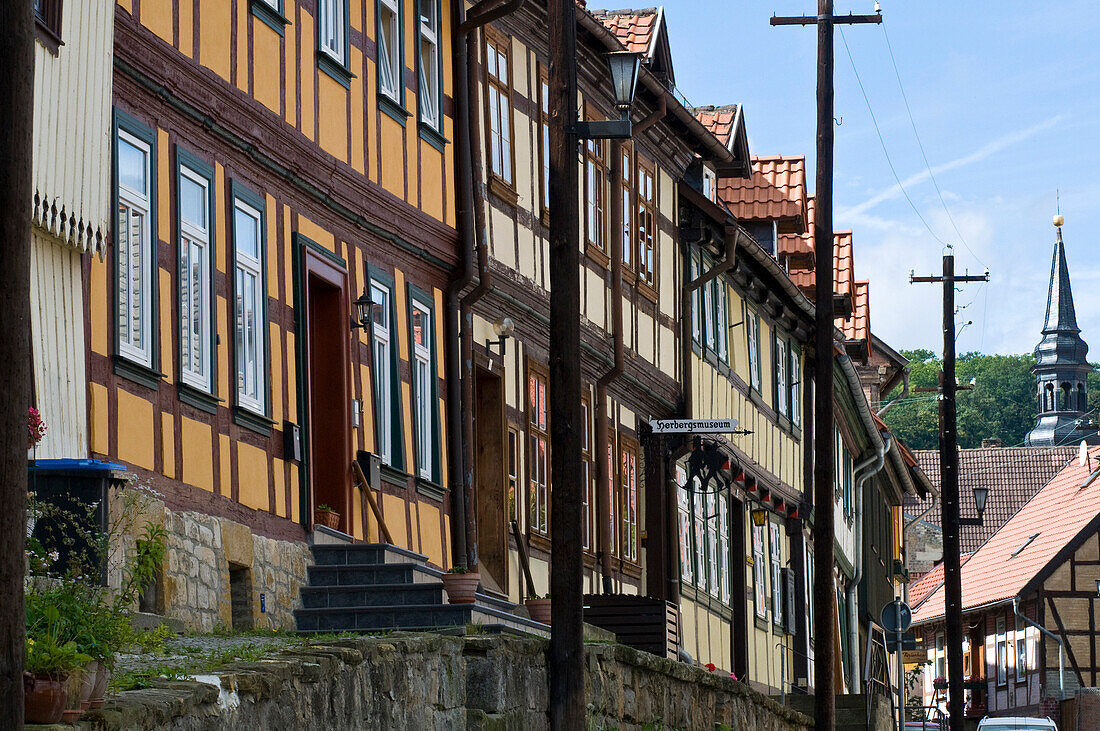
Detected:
[
  {"left": 314, "top": 508, "right": 341, "bottom": 530},
  {"left": 525, "top": 597, "right": 551, "bottom": 625},
  {"left": 79, "top": 660, "right": 100, "bottom": 710},
  {"left": 442, "top": 571, "right": 480, "bottom": 604},
  {"left": 24, "top": 672, "right": 68, "bottom": 724},
  {"left": 61, "top": 668, "right": 87, "bottom": 722},
  {"left": 89, "top": 662, "right": 111, "bottom": 709}
]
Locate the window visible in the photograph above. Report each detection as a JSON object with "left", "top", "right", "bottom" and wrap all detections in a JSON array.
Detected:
[
  {"left": 319, "top": 0, "right": 348, "bottom": 66},
  {"left": 703, "top": 267, "right": 716, "bottom": 352},
  {"left": 370, "top": 280, "right": 400, "bottom": 467},
  {"left": 676, "top": 467, "right": 693, "bottom": 585},
  {"left": 690, "top": 252, "right": 702, "bottom": 345},
  {"left": 935, "top": 632, "right": 946, "bottom": 679},
  {"left": 485, "top": 30, "right": 513, "bottom": 186},
  {"left": 706, "top": 490, "right": 719, "bottom": 597},
  {"left": 714, "top": 279, "right": 728, "bottom": 362},
  {"left": 177, "top": 155, "right": 214, "bottom": 393},
  {"left": 718, "top": 494, "right": 730, "bottom": 603},
  {"left": 584, "top": 132, "right": 607, "bottom": 253},
  {"left": 693, "top": 478, "right": 706, "bottom": 589},
  {"left": 607, "top": 442, "right": 618, "bottom": 557},
  {"left": 753, "top": 519, "right": 767, "bottom": 618},
  {"left": 115, "top": 120, "right": 155, "bottom": 369},
  {"left": 747, "top": 305, "right": 761, "bottom": 391},
  {"left": 806, "top": 544, "right": 815, "bottom": 638},
  {"left": 232, "top": 189, "right": 266, "bottom": 414},
  {"left": 636, "top": 157, "right": 656, "bottom": 288},
  {"left": 581, "top": 399, "right": 593, "bottom": 551},
  {"left": 417, "top": 0, "right": 440, "bottom": 128},
  {"left": 770, "top": 522, "right": 783, "bottom": 628},
  {"left": 775, "top": 335, "right": 788, "bottom": 418},
  {"left": 620, "top": 146, "right": 633, "bottom": 268},
  {"left": 790, "top": 345, "right": 802, "bottom": 427},
  {"left": 1015, "top": 616, "right": 1027, "bottom": 682},
  {"left": 621, "top": 442, "right": 638, "bottom": 563},
  {"left": 538, "top": 67, "right": 550, "bottom": 217},
  {"left": 34, "top": 0, "right": 63, "bottom": 44},
  {"left": 410, "top": 299, "right": 435, "bottom": 481},
  {"left": 996, "top": 618, "right": 1007, "bottom": 685},
  {"left": 527, "top": 365, "right": 549, "bottom": 536},
  {"left": 508, "top": 428, "right": 520, "bottom": 524},
  {"left": 702, "top": 167, "right": 717, "bottom": 202},
  {"left": 377, "top": 0, "right": 402, "bottom": 101}
]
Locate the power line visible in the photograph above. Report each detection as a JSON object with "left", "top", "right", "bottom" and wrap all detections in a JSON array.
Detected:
[{"left": 837, "top": 26, "right": 953, "bottom": 251}]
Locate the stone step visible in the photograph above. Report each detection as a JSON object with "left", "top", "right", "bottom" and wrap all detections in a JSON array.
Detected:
[
  {"left": 306, "top": 562, "right": 440, "bottom": 587},
  {"left": 294, "top": 600, "right": 550, "bottom": 637},
  {"left": 309, "top": 542, "right": 430, "bottom": 567},
  {"left": 300, "top": 583, "right": 445, "bottom": 609}
]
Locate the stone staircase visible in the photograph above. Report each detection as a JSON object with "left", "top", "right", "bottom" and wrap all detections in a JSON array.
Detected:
[{"left": 294, "top": 542, "right": 549, "bottom": 637}]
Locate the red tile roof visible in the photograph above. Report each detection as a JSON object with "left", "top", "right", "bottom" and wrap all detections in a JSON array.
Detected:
[
  {"left": 589, "top": 8, "right": 659, "bottom": 56},
  {"left": 909, "top": 554, "right": 972, "bottom": 608},
  {"left": 718, "top": 156, "right": 807, "bottom": 231},
  {"left": 841, "top": 280, "right": 870, "bottom": 346},
  {"left": 906, "top": 446, "right": 1078, "bottom": 554},
  {"left": 693, "top": 105, "right": 739, "bottom": 148},
  {"left": 913, "top": 447, "right": 1100, "bottom": 623},
  {"left": 777, "top": 195, "right": 815, "bottom": 265}
]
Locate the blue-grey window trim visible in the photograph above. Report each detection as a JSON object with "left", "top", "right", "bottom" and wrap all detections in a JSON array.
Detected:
[
  {"left": 229, "top": 180, "right": 274, "bottom": 435},
  {"left": 366, "top": 263, "right": 406, "bottom": 474},
  {"left": 415, "top": 0, "right": 445, "bottom": 138},
  {"left": 376, "top": 0, "right": 406, "bottom": 111},
  {"left": 250, "top": 0, "right": 290, "bottom": 35},
  {"left": 407, "top": 282, "right": 442, "bottom": 489},
  {"left": 317, "top": 0, "right": 355, "bottom": 88},
  {"left": 174, "top": 146, "right": 219, "bottom": 410},
  {"left": 111, "top": 107, "right": 164, "bottom": 390}
]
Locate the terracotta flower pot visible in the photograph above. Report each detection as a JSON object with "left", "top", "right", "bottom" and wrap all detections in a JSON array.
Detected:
[
  {"left": 79, "top": 660, "right": 100, "bottom": 710},
  {"left": 24, "top": 672, "right": 68, "bottom": 724},
  {"left": 442, "top": 571, "right": 480, "bottom": 604},
  {"left": 89, "top": 662, "right": 111, "bottom": 709},
  {"left": 525, "top": 597, "right": 551, "bottom": 625},
  {"left": 314, "top": 509, "right": 341, "bottom": 530},
  {"left": 61, "top": 668, "right": 87, "bottom": 722}
]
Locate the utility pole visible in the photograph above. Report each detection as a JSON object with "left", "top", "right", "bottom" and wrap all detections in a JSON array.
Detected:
[
  {"left": 770, "top": 4, "right": 880, "bottom": 728},
  {"left": 911, "top": 256, "right": 988, "bottom": 731},
  {"left": 0, "top": 1, "right": 33, "bottom": 726},
  {"left": 547, "top": 0, "right": 585, "bottom": 727}
]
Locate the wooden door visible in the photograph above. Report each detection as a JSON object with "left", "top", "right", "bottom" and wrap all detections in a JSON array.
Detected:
[{"left": 475, "top": 366, "right": 507, "bottom": 594}]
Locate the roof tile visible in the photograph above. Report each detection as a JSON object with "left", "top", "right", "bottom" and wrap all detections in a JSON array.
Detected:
[
  {"left": 718, "top": 155, "right": 807, "bottom": 229},
  {"left": 589, "top": 8, "right": 659, "bottom": 56}
]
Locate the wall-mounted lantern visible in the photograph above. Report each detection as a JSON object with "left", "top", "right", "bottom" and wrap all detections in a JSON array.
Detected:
[
  {"left": 353, "top": 287, "right": 373, "bottom": 332},
  {"left": 959, "top": 485, "right": 989, "bottom": 526},
  {"left": 486, "top": 317, "right": 515, "bottom": 357},
  {"left": 574, "top": 51, "right": 642, "bottom": 140}
]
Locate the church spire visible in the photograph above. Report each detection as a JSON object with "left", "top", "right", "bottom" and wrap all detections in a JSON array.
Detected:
[{"left": 1042, "top": 218, "right": 1080, "bottom": 334}]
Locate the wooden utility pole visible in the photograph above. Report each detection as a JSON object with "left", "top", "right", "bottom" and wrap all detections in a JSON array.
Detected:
[
  {"left": 911, "top": 256, "right": 988, "bottom": 731},
  {"left": 0, "top": 1, "right": 33, "bottom": 725},
  {"left": 547, "top": 0, "right": 585, "bottom": 727},
  {"left": 770, "top": 4, "right": 880, "bottom": 728}
]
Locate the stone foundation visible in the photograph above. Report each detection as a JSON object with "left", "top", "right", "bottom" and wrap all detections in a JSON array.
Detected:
[{"left": 73, "top": 633, "right": 811, "bottom": 730}]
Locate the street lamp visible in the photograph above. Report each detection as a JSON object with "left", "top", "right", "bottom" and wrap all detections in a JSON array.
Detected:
[
  {"left": 959, "top": 485, "right": 989, "bottom": 526},
  {"left": 353, "top": 287, "right": 373, "bottom": 331},
  {"left": 574, "top": 51, "right": 642, "bottom": 140},
  {"left": 485, "top": 317, "right": 515, "bottom": 357}
]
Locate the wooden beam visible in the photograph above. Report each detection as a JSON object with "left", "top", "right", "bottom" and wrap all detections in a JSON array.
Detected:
[
  {"left": 352, "top": 461, "right": 393, "bottom": 545},
  {"left": 1046, "top": 596, "right": 1085, "bottom": 686}
]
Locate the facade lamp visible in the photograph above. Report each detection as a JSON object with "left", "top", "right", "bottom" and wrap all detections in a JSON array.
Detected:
[
  {"left": 353, "top": 287, "right": 373, "bottom": 331},
  {"left": 486, "top": 317, "right": 515, "bottom": 357},
  {"left": 574, "top": 51, "right": 643, "bottom": 140},
  {"left": 750, "top": 506, "right": 769, "bottom": 528},
  {"left": 959, "top": 485, "right": 990, "bottom": 526}
]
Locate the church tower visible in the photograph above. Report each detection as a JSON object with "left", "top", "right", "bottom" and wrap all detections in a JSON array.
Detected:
[{"left": 1025, "top": 215, "right": 1098, "bottom": 446}]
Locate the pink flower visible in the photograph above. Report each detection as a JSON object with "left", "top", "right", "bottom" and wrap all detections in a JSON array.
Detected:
[
  {"left": 27, "top": 408, "right": 46, "bottom": 449},
  {"left": 705, "top": 663, "right": 716, "bottom": 672}
]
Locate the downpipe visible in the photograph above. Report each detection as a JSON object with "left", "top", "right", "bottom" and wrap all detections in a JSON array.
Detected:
[{"left": 1013, "top": 597, "right": 1064, "bottom": 700}]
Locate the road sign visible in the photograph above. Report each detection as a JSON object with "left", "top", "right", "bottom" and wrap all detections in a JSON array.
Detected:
[
  {"left": 886, "top": 631, "right": 918, "bottom": 652},
  {"left": 881, "top": 599, "right": 912, "bottom": 634},
  {"left": 649, "top": 418, "right": 739, "bottom": 434},
  {"left": 902, "top": 649, "right": 927, "bottom": 664}
]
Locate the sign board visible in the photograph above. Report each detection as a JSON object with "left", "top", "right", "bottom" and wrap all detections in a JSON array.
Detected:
[
  {"left": 649, "top": 418, "right": 739, "bottom": 434},
  {"left": 885, "top": 632, "right": 918, "bottom": 652},
  {"left": 902, "top": 649, "right": 927, "bottom": 665},
  {"left": 880, "top": 599, "right": 912, "bottom": 634}
]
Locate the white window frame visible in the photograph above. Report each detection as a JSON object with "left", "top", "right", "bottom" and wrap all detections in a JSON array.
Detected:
[
  {"left": 753, "top": 520, "right": 767, "bottom": 618},
  {"left": 703, "top": 270, "right": 716, "bottom": 351},
  {"left": 775, "top": 335, "right": 788, "bottom": 418},
  {"left": 233, "top": 196, "right": 266, "bottom": 415},
  {"left": 417, "top": 0, "right": 439, "bottom": 127},
  {"left": 377, "top": 0, "right": 402, "bottom": 101},
  {"left": 179, "top": 164, "right": 212, "bottom": 392},
  {"left": 371, "top": 281, "right": 394, "bottom": 466},
  {"left": 693, "top": 479, "right": 707, "bottom": 590},
  {"left": 706, "top": 490, "right": 719, "bottom": 597},
  {"left": 690, "top": 253, "right": 701, "bottom": 344},
  {"left": 702, "top": 167, "right": 717, "bottom": 202},
  {"left": 676, "top": 467, "right": 693, "bottom": 585},
  {"left": 319, "top": 0, "right": 347, "bottom": 66},
  {"left": 790, "top": 344, "right": 802, "bottom": 427},
  {"left": 485, "top": 32, "right": 513, "bottom": 185},
  {"left": 1015, "top": 617, "right": 1027, "bottom": 681},
  {"left": 996, "top": 618, "right": 1008, "bottom": 685},
  {"left": 747, "top": 305, "right": 761, "bottom": 391},
  {"left": 770, "top": 521, "right": 784, "bottom": 627},
  {"left": 718, "top": 494, "right": 730, "bottom": 603},
  {"left": 411, "top": 300, "right": 433, "bottom": 481},
  {"left": 117, "top": 128, "right": 154, "bottom": 368}
]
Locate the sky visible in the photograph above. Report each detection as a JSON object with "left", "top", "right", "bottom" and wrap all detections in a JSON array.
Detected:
[{"left": 657, "top": 0, "right": 1100, "bottom": 357}]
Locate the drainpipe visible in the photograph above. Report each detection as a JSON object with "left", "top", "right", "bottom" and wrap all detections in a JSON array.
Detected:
[
  {"left": 596, "top": 140, "right": 625, "bottom": 594},
  {"left": 847, "top": 433, "right": 892, "bottom": 694},
  {"left": 1013, "top": 597, "right": 1065, "bottom": 700},
  {"left": 876, "top": 368, "right": 910, "bottom": 418},
  {"left": 446, "top": 0, "right": 524, "bottom": 569}
]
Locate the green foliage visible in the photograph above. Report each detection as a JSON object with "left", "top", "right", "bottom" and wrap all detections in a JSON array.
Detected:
[
  {"left": 24, "top": 604, "right": 93, "bottom": 675},
  {"left": 881, "top": 350, "right": 1060, "bottom": 450}
]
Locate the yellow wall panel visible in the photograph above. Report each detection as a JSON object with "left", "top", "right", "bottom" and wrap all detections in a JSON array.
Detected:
[
  {"left": 119, "top": 0, "right": 132, "bottom": 14},
  {"left": 365, "top": 57, "right": 378, "bottom": 183},
  {"left": 380, "top": 116, "right": 404, "bottom": 197},
  {"left": 217, "top": 295, "right": 229, "bottom": 400},
  {"left": 405, "top": 92, "right": 419, "bottom": 201},
  {"left": 351, "top": 485, "right": 364, "bottom": 539},
  {"left": 117, "top": 389, "right": 155, "bottom": 471},
  {"left": 269, "top": 324, "right": 283, "bottom": 423},
  {"left": 290, "top": 468, "right": 300, "bottom": 523},
  {"left": 420, "top": 145, "right": 443, "bottom": 221},
  {"left": 349, "top": 47, "right": 365, "bottom": 175},
  {"left": 199, "top": 0, "right": 232, "bottom": 82},
  {"left": 90, "top": 383, "right": 108, "bottom": 455},
  {"left": 219, "top": 433, "right": 232, "bottom": 497},
  {"left": 181, "top": 417, "right": 214, "bottom": 492},
  {"left": 296, "top": 214, "right": 335, "bottom": 252},
  {"left": 157, "top": 130, "right": 170, "bottom": 243},
  {"left": 401, "top": 383, "right": 413, "bottom": 477},
  {"left": 253, "top": 24, "right": 282, "bottom": 114},
  {"left": 360, "top": 363, "right": 375, "bottom": 451},
  {"left": 273, "top": 457, "right": 286, "bottom": 518},
  {"left": 140, "top": 0, "right": 174, "bottom": 46},
  {"left": 161, "top": 412, "right": 175, "bottom": 479},
  {"left": 419, "top": 502, "right": 443, "bottom": 568},
  {"left": 285, "top": 331, "right": 297, "bottom": 421},
  {"left": 179, "top": 0, "right": 193, "bottom": 57},
  {"left": 394, "top": 268, "right": 408, "bottom": 360},
  {"left": 236, "top": 0, "right": 249, "bottom": 92},
  {"left": 237, "top": 441, "right": 270, "bottom": 512},
  {"left": 317, "top": 74, "right": 349, "bottom": 162},
  {"left": 299, "top": 12, "right": 315, "bottom": 139},
  {"left": 381, "top": 493, "right": 408, "bottom": 548},
  {"left": 284, "top": 5, "right": 297, "bottom": 128},
  {"left": 159, "top": 268, "right": 173, "bottom": 381},
  {"left": 265, "top": 194, "right": 279, "bottom": 294},
  {"left": 282, "top": 206, "right": 293, "bottom": 301},
  {"left": 89, "top": 257, "right": 107, "bottom": 355}
]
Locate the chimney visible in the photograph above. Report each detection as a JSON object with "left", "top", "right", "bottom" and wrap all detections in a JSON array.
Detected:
[{"left": 982, "top": 437, "right": 1003, "bottom": 448}]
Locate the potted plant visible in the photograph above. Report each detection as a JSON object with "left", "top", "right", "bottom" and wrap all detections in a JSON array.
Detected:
[
  {"left": 24, "top": 604, "right": 92, "bottom": 724},
  {"left": 525, "top": 593, "right": 551, "bottom": 624},
  {"left": 441, "top": 566, "right": 480, "bottom": 604},
  {"left": 314, "top": 503, "right": 341, "bottom": 530}
]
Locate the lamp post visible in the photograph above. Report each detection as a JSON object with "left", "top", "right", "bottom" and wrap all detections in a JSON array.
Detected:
[
  {"left": 958, "top": 486, "right": 988, "bottom": 527},
  {"left": 546, "top": 4, "right": 642, "bottom": 727}
]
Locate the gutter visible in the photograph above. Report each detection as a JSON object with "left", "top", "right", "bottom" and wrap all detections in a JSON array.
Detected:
[{"left": 1013, "top": 597, "right": 1065, "bottom": 699}]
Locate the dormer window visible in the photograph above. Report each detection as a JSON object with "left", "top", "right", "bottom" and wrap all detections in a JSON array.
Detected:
[{"left": 702, "top": 166, "right": 717, "bottom": 203}]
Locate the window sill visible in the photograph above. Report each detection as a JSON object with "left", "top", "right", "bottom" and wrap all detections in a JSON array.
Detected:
[
  {"left": 638, "top": 281, "right": 658, "bottom": 304},
  {"left": 250, "top": 0, "right": 290, "bottom": 35},
  {"left": 585, "top": 244, "right": 610, "bottom": 269},
  {"left": 317, "top": 52, "right": 355, "bottom": 89},
  {"left": 527, "top": 531, "right": 552, "bottom": 554},
  {"left": 380, "top": 463, "right": 410, "bottom": 490},
  {"left": 416, "top": 477, "right": 446, "bottom": 501},
  {"left": 34, "top": 19, "right": 64, "bottom": 56},
  {"left": 379, "top": 94, "right": 410, "bottom": 125},
  {"left": 113, "top": 356, "right": 165, "bottom": 391},
  {"left": 178, "top": 382, "right": 223, "bottom": 414},
  {"left": 233, "top": 406, "right": 275, "bottom": 437},
  {"left": 418, "top": 123, "right": 448, "bottom": 153},
  {"left": 488, "top": 175, "right": 518, "bottom": 207},
  {"left": 755, "top": 616, "right": 771, "bottom": 632}
]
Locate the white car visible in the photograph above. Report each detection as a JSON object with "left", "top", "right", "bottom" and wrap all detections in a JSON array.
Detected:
[{"left": 976, "top": 717, "right": 1058, "bottom": 731}]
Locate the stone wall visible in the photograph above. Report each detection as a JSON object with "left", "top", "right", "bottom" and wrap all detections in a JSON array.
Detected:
[
  {"left": 109, "top": 487, "right": 310, "bottom": 632},
  {"left": 75, "top": 633, "right": 812, "bottom": 730}
]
